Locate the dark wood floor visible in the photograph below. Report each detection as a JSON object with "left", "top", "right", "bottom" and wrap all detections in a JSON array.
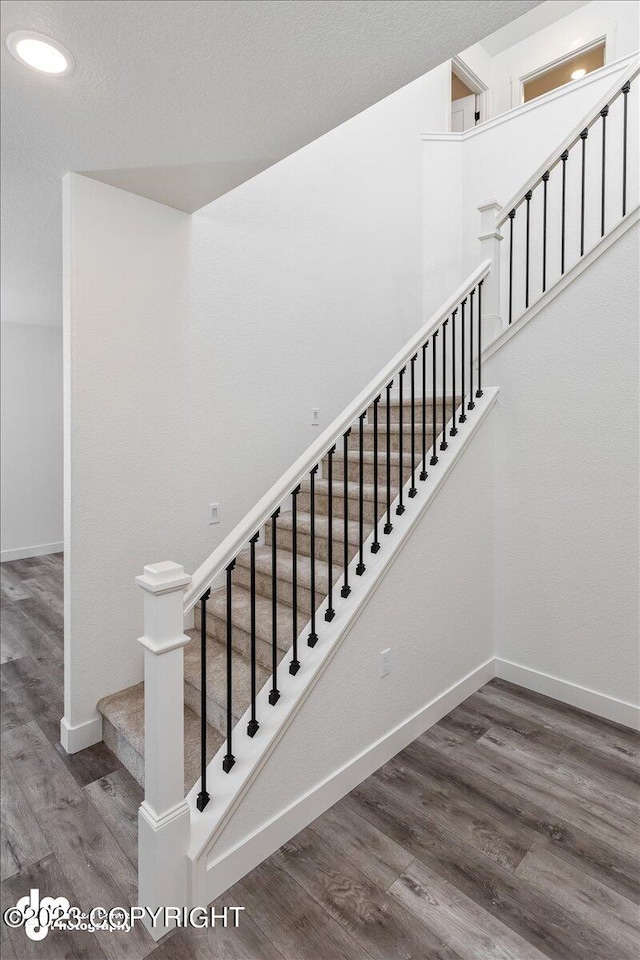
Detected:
[{"left": 1, "top": 553, "right": 639, "bottom": 960}]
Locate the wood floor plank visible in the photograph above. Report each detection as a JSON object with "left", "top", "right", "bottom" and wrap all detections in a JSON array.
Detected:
[
  {"left": 2, "top": 722, "right": 155, "bottom": 960},
  {"left": 557, "top": 737, "right": 640, "bottom": 803},
  {"left": 175, "top": 908, "right": 287, "bottom": 960},
  {"left": 0, "top": 616, "right": 27, "bottom": 665},
  {"left": 389, "top": 856, "right": 551, "bottom": 960},
  {"left": 227, "top": 860, "right": 371, "bottom": 960},
  {"left": 304, "top": 798, "right": 415, "bottom": 891},
  {"left": 400, "top": 734, "right": 640, "bottom": 904},
  {"left": 449, "top": 698, "right": 571, "bottom": 755},
  {"left": 0, "top": 565, "right": 33, "bottom": 602},
  {"left": 270, "top": 825, "right": 461, "bottom": 960},
  {"left": 346, "top": 775, "right": 628, "bottom": 960},
  {"left": 84, "top": 769, "right": 143, "bottom": 867},
  {"left": 373, "top": 749, "right": 534, "bottom": 872},
  {"left": 0, "top": 757, "right": 51, "bottom": 881},
  {"left": 516, "top": 842, "right": 640, "bottom": 959},
  {"left": 1, "top": 658, "right": 64, "bottom": 745},
  {"left": 418, "top": 722, "right": 636, "bottom": 856},
  {"left": 0, "top": 603, "right": 63, "bottom": 684},
  {"left": 478, "top": 680, "right": 640, "bottom": 763},
  {"left": 476, "top": 726, "right": 639, "bottom": 833},
  {"left": 1, "top": 852, "right": 106, "bottom": 960}
]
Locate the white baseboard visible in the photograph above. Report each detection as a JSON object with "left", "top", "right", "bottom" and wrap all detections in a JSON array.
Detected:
[
  {"left": 193, "top": 657, "right": 495, "bottom": 906},
  {"left": 494, "top": 658, "right": 640, "bottom": 731},
  {"left": 60, "top": 713, "right": 103, "bottom": 754},
  {"left": 1, "top": 541, "right": 63, "bottom": 563}
]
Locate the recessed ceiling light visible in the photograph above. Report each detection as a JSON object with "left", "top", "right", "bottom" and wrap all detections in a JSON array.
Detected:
[
  {"left": 571, "top": 68, "right": 587, "bottom": 80},
  {"left": 6, "top": 31, "right": 74, "bottom": 76}
]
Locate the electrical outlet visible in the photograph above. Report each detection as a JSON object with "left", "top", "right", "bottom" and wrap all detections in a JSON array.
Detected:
[
  {"left": 379, "top": 647, "right": 393, "bottom": 678},
  {"left": 311, "top": 408, "right": 320, "bottom": 427},
  {"left": 208, "top": 503, "right": 220, "bottom": 525}
]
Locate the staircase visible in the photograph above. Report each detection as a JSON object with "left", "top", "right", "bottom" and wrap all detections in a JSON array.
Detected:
[
  {"left": 93, "top": 58, "right": 637, "bottom": 936},
  {"left": 97, "top": 397, "right": 456, "bottom": 790}
]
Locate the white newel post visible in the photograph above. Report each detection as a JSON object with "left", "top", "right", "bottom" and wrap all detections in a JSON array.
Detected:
[
  {"left": 477, "top": 199, "right": 504, "bottom": 340},
  {"left": 136, "top": 561, "right": 192, "bottom": 939}
]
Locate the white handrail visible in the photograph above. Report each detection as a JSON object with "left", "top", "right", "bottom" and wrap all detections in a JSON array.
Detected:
[
  {"left": 497, "top": 57, "right": 639, "bottom": 227},
  {"left": 183, "top": 259, "right": 491, "bottom": 612}
]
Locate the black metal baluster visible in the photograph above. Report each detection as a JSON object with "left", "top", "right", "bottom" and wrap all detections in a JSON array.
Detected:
[
  {"left": 430, "top": 332, "right": 439, "bottom": 465},
  {"left": 561, "top": 150, "right": 568, "bottom": 274},
  {"left": 440, "top": 321, "right": 448, "bottom": 450},
  {"left": 396, "top": 368, "right": 406, "bottom": 515},
  {"left": 325, "top": 451, "right": 336, "bottom": 621},
  {"left": 247, "top": 533, "right": 260, "bottom": 734},
  {"left": 196, "top": 588, "right": 211, "bottom": 810},
  {"left": 600, "top": 105, "right": 608, "bottom": 237},
  {"left": 420, "top": 342, "right": 428, "bottom": 480},
  {"left": 476, "top": 281, "right": 483, "bottom": 399},
  {"left": 409, "top": 355, "right": 417, "bottom": 496},
  {"left": 459, "top": 299, "right": 467, "bottom": 423},
  {"left": 290, "top": 487, "right": 301, "bottom": 673},
  {"left": 508, "top": 209, "right": 515, "bottom": 324},
  {"left": 308, "top": 466, "right": 318, "bottom": 646},
  {"left": 468, "top": 288, "right": 475, "bottom": 411},
  {"left": 223, "top": 562, "right": 236, "bottom": 772},
  {"left": 450, "top": 309, "right": 458, "bottom": 436},
  {"left": 525, "top": 190, "right": 532, "bottom": 308},
  {"left": 356, "top": 413, "right": 366, "bottom": 573},
  {"left": 622, "top": 81, "right": 630, "bottom": 216},
  {"left": 268, "top": 511, "right": 280, "bottom": 704},
  {"left": 372, "top": 398, "right": 381, "bottom": 551},
  {"left": 341, "top": 429, "right": 352, "bottom": 593},
  {"left": 542, "top": 171, "right": 549, "bottom": 292},
  {"left": 580, "top": 128, "right": 588, "bottom": 256},
  {"left": 384, "top": 383, "right": 393, "bottom": 533}
]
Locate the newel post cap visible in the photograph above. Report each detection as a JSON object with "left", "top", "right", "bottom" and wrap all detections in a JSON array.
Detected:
[
  {"left": 136, "top": 561, "right": 191, "bottom": 595},
  {"left": 477, "top": 198, "right": 502, "bottom": 212}
]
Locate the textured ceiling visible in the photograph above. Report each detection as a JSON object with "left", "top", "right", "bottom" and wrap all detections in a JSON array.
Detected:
[{"left": 1, "top": 0, "right": 540, "bottom": 326}]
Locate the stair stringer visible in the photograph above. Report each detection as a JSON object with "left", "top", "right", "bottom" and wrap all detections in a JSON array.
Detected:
[{"left": 184, "top": 387, "right": 499, "bottom": 907}]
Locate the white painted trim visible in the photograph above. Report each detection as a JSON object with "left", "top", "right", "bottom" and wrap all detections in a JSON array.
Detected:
[
  {"left": 1, "top": 541, "right": 63, "bottom": 562},
  {"left": 195, "top": 657, "right": 496, "bottom": 907},
  {"left": 185, "top": 389, "right": 499, "bottom": 889},
  {"left": 482, "top": 207, "right": 639, "bottom": 362},
  {"left": 422, "top": 53, "right": 638, "bottom": 145},
  {"left": 494, "top": 659, "right": 640, "bottom": 731},
  {"left": 451, "top": 55, "right": 489, "bottom": 124},
  {"left": 60, "top": 713, "right": 103, "bottom": 754}
]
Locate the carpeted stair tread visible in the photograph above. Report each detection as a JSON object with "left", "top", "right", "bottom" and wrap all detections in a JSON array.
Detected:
[
  {"left": 183, "top": 630, "right": 270, "bottom": 714},
  {"left": 205, "top": 585, "right": 296, "bottom": 650},
  {"left": 98, "top": 682, "right": 225, "bottom": 792},
  {"left": 274, "top": 509, "right": 362, "bottom": 544},
  {"left": 235, "top": 545, "right": 332, "bottom": 594}
]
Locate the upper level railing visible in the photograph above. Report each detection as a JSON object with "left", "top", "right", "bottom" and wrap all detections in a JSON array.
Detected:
[
  {"left": 498, "top": 59, "right": 639, "bottom": 325},
  {"left": 185, "top": 258, "right": 491, "bottom": 811}
]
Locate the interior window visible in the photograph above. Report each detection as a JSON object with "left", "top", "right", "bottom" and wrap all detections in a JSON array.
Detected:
[{"left": 523, "top": 42, "right": 605, "bottom": 103}]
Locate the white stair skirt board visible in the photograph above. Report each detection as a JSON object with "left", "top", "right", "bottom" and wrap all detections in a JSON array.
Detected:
[
  {"left": 494, "top": 659, "right": 640, "bottom": 732},
  {"left": 1, "top": 541, "right": 63, "bottom": 562},
  {"left": 186, "top": 387, "right": 499, "bottom": 908},
  {"left": 196, "top": 658, "right": 496, "bottom": 909},
  {"left": 483, "top": 206, "right": 640, "bottom": 360},
  {"left": 60, "top": 713, "right": 103, "bottom": 753}
]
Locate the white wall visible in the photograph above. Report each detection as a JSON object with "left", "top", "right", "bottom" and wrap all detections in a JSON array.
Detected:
[
  {"left": 486, "top": 222, "right": 639, "bottom": 709},
  {"left": 206, "top": 411, "right": 495, "bottom": 863},
  {"left": 1, "top": 322, "right": 63, "bottom": 561},
  {"left": 461, "top": 1, "right": 640, "bottom": 118},
  {"left": 63, "top": 64, "right": 453, "bottom": 738}
]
